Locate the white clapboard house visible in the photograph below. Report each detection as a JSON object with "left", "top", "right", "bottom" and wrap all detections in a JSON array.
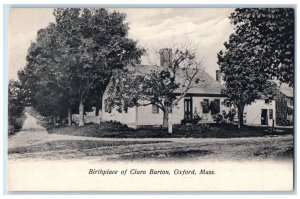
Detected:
[{"left": 102, "top": 50, "right": 229, "bottom": 128}]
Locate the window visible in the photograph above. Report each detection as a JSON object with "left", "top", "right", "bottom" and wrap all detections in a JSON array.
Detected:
[
  {"left": 210, "top": 99, "right": 220, "bottom": 115},
  {"left": 169, "top": 108, "right": 172, "bottom": 114},
  {"left": 152, "top": 104, "right": 159, "bottom": 114},
  {"left": 124, "top": 107, "right": 128, "bottom": 113},
  {"left": 202, "top": 99, "right": 209, "bottom": 113},
  {"left": 265, "top": 99, "right": 270, "bottom": 104},
  {"left": 216, "top": 70, "right": 220, "bottom": 82},
  {"left": 290, "top": 98, "right": 294, "bottom": 106},
  {"left": 104, "top": 103, "right": 111, "bottom": 113},
  {"left": 269, "top": 109, "right": 273, "bottom": 120}
]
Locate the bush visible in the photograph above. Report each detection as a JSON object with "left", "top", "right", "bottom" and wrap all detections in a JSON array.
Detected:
[
  {"left": 175, "top": 123, "right": 211, "bottom": 134},
  {"left": 181, "top": 118, "right": 199, "bottom": 125},
  {"left": 214, "top": 114, "right": 224, "bottom": 123},
  {"left": 8, "top": 114, "right": 25, "bottom": 136},
  {"left": 181, "top": 111, "right": 202, "bottom": 125},
  {"left": 222, "top": 109, "right": 236, "bottom": 123},
  {"left": 276, "top": 117, "right": 293, "bottom": 126}
]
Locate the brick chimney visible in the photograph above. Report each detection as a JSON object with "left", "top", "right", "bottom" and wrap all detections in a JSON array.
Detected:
[
  {"left": 216, "top": 69, "right": 226, "bottom": 85},
  {"left": 159, "top": 48, "right": 172, "bottom": 68},
  {"left": 216, "top": 70, "right": 221, "bottom": 82}
]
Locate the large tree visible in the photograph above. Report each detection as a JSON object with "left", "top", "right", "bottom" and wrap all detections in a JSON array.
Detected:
[
  {"left": 218, "top": 32, "right": 276, "bottom": 128},
  {"left": 19, "top": 8, "right": 144, "bottom": 126},
  {"left": 53, "top": 8, "right": 144, "bottom": 126},
  {"left": 106, "top": 47, "right": 202, "bottom": 129},
  {"left": 229, "top": 8, "right": 294, "bottom": 86},
  {"left": 18, "top": 23, "right": 70, "bottom": 123}
]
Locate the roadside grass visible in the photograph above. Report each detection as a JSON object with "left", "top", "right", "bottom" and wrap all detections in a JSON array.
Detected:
[
  {"left": 117, "top": 149, "right": 213, "bottom": 161},
  {"left": 8, "top": 140, "right": 168, "bottom": 155},
  {"left": 47, "top": 122, "right": 293, "bottom": 139}
]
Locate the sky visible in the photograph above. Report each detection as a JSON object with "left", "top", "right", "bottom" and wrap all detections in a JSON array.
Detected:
[{"left": 9, "top": 8, "right": 235, "bottom": 80}]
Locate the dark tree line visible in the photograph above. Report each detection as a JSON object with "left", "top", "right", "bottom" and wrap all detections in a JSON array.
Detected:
[{"left": 14, "top": 8, "right": 144, "bottom": 126}]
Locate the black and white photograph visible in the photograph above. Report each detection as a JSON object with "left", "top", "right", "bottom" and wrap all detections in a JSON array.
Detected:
[{"left": 7, "top": 7, "right": 294, "bottom": 191}]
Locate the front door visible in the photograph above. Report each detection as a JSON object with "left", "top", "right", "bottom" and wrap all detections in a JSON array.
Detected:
[
  {"left": 261, "top": 109, "right": 268, "bottom": 125},
  {"left": 184, "top": 98, "right": 193, "bottom": 119}
]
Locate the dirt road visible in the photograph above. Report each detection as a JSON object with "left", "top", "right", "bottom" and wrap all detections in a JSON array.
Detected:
[
  {"left": 9, "top": 113, "right": 101, "bottom": 148},
  {"left": 8, "top": 113, "right": 293, "bottom": 161}
]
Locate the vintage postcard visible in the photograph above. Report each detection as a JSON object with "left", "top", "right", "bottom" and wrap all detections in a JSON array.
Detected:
[{"left": 7, "top": 7, "right": 294, "bottom": 191}]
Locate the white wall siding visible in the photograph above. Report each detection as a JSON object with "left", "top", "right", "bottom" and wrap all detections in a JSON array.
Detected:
[
  {"left": 101, "top": 81, "right": 137, "bottom": 128},
  {"left": 102, "top": 80, "right": 277, "bottom": 128},
  {"left": 136, "top": 100, "right": 184, "bottom": 126},
  {"left": 244, "top": 99, "right": 276, "bottom": 126},
  {"left": 101, "top": 107, "right": 137, "bottom": 127},
  {"left": 102, "top": 86, "right": 230, "bottom": 127},
  {"left": 136, "top": 96, "right": 229, "bottom": 126}
]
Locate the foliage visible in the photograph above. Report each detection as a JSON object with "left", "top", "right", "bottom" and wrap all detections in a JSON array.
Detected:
[
  {"left": 8, "top": 80, "right": 27, "bottom": 134},
  {"left": 46, "top": 122, "right": 292, "bottom": 139},
  {"left": 287, "top": 107, "right": 293, "bottom": 115},
  {"left": 18, "top": 8, "right": 144, "bottom": 126},
  {"left": 229, "top": 8, "right": 294, "bottom": 86},
  {"left": 18, "top": 23, "right": 73, "bottom": 119},
  {"left": 222, "top": 109, "right": 237, "bottom": 123},
  {"left": 181, "top": 111, "right": 202, "bottom": 125},
  {"left": 53, "top": 8, "right": 144, "bottom": 104},
  {"left": 218, "top": 19, "right": 278, "bottom": 127},
  {"left": 192, "top": 110, "right": 202, "bottom": 124},
  {"left": 213, "top": 114, "right": 224, "bottom": 124},
  {"left": 276, "top": 117, "right": 293, "bottom": 126}
]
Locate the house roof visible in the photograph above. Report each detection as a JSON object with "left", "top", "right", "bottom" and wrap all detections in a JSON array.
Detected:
[
  {"left": 270, "top": 79, "right": 294, "bottom": 98},
  {"left": 278, "top": 83, "right": 293, "bottom": 98},
  {"left": 127, "top": 64, "right": 224, "bottom": 96}
]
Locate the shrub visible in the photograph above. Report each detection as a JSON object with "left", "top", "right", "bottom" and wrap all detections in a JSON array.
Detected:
[
  {"left": 214, "top": 114, "right": 224, "bottom": 123},
  {"left": 175, "top": 123, "right": 211, "bottom": 134},
  {"left": 8, "top": 113, "right": 25, "bottom": 136},
  {"left": 222, "top": 109, "right": 236, "bottom": 123},
  {"left": 276, "top": 117, "right": 293, "bottom": 126}
]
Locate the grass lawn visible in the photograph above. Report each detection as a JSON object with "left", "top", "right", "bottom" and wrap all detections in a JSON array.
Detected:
[{"left": 47, "top": 122, "right": 293, "bottom": 139}]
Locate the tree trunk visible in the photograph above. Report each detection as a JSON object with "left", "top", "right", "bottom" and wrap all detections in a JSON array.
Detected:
[
  {"left": 68, "top": 106, "right": 72, "bottom": 126},
  {"left": 237, "top": 105, "right": 245, "bottom": 129},
  {"left": 79, "top": 101, "right": 85, "bottom": 126},
  {"left": 53, "top": 115, "right": 57, "bottom": 125},
  {"left": 49, "top": 116, "right": 53, "bottom": 124},
  {"left": 95, "top": 106, "right": 100, "bottom": 116},
  {"left": 162, "top": 109, "right": 169, "bottom": 129},
  {"left": 229, "top": 105, "right": 232, "bottom": 124}
]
